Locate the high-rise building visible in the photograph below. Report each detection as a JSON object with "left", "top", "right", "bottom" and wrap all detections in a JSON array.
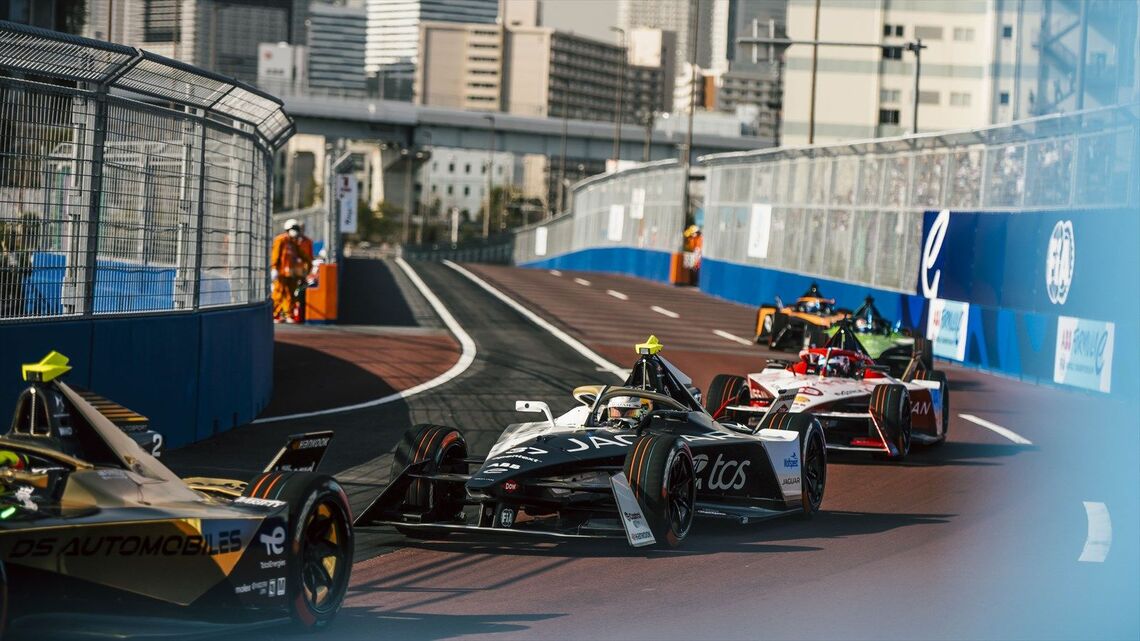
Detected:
[
  {"left": 308, "top": 2, "right": 367, "bottom": 95},
  {"left": 82, "top": 0, "right": 309, "bottom": 85},
  {"left": 616, "top": 0, "right": 716, "bottom": 71},
  {"left": 416, "top": 22, "right": 670, "bottom": 124},
  {"left": 781, "top": 0, "right": 1139, "bottom": 146},
  {"left": 365, "top": 0, "right": 498, "bottom": 101}
]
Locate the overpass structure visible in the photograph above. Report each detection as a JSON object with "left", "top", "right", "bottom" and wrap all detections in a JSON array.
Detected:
[{"left": 280, "top": 93, "right": 773, "bottom": 163}]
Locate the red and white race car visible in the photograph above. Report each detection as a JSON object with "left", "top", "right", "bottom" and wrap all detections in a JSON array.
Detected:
[{"left": 705, "top": 321, "right": 949, "bottom": 459}]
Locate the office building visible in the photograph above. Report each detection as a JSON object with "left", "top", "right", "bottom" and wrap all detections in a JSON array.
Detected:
[
  {"left": 366, "top": 0, "right": 498, "bottom": 101},
  {"left": 781, "top": 0, "right": 1139, "bottom": 145},
  {"left": 616, "top": 0, "right": 716, "bottom": 71},
  {"left": 308, "top": 2, "right": 367, "bottom": 94}
]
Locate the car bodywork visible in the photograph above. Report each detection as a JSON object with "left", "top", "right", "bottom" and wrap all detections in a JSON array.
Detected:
[
  {"left": 826, "top": 296, "right": 928, "bottom": 376},
  {"left": 754, "top": 283, "right": 851, "bottom": 350},
  {"left": 357, "top": 337, "right": 825, "bottom": 548},
  {"left": 0, "top": 353, "right": 352, "bottom": 636},
  {"left": 726, "top": 324, "right": 947, "bottom": 457}
]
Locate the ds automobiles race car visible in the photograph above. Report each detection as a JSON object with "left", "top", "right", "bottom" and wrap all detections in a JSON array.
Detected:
[
  {"left": 709, "top": 321, "right": 949, "bottom": 459},
  {"left": 0, "top": 353, "right": 353, "bottom": 636},
  {"left": 754, "top": 283, "right": 851, "bottom": 350},
  {"left": 357, "top": 337, "right": 827, "bottom": 548},
  {"left": 827, "top": 296, "right": 933, "bottom": 377}
]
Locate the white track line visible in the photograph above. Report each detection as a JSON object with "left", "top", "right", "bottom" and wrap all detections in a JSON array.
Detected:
[
  {"left": 444, "top": 260, "right": 627, "bottom": 380},
  {"left": 650, "top": 305, "right": 679, "bottom": 318},
  {"left": 607, "top": 290, "right": 629, "bottom": 301},
  {"left": 958, "top": 413, "right": 1033, "bottom": 445},
  {"left": 573, "top": 277, "right": 591, "bottom": 286},
  {"left": 713, "top": 329, "right": 753, "bottom": 346},
  {"left": 1079, "top": 501, "right": 1112, "bottom": 562},
  {"left": 252, "top": 258, "right": 476, "bottom": 423},
  {"left": 549, "top": 270, "right": 562, "bottom": 276}
]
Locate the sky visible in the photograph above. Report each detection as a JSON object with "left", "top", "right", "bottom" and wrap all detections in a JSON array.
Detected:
[{"left": 538, "top": 0, "right": 620, "bottom": 43}]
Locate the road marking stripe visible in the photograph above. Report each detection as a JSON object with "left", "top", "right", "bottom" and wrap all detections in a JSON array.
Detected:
[
  {"left": 573, "top": 277, "right": 591, "bottom": 286},
  {"left": 252, "top": 257, "right": 477, "bottom": 423},
  {"left": 1079, "top": 501, "right": 1112, "bottom": 563},
  {"left": 650, "top": 305, "right": 679, "bottom": 318},
  {"left": 958, "top": 414, "right": 1033, "bottom": 445},
  {"left": 445, "top": 260, "right": 627, "bottom": 380},
  {"left": 549, "top": 270, "right": 562, "bottom": 276},
  {"left": 607, "top": 290, "right": 629, "bottom": 300},
  {"left": 713, "top": 329, "right": 752, "bottom": 346}
]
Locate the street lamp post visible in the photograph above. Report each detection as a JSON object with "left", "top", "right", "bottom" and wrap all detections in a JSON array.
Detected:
[
  {"left": 482, "top": 114, "right": 495, "bottom": 238},
  {"left": 610, "top": 26, "right": 626, "bottom": 166},
  {"left": 738, "top": 34, "right": 928, "bottom": 137}
]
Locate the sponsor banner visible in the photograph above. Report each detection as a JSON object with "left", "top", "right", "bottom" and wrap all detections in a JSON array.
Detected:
[
  {"left": 919, "top": 208, "right": 1138, "bottom": 321},
  {"left": 607, "top": 204, "right": 625, "bottom": 241},
  {"left": 336, "top": 174, "right": 358, "bottom": 234},
  {"left": 1054, "top": 316, "right": 1114, "bottom": 393},
  {"left": 747, "top": 204, "right": 772, "bottom": 258},
  {"left": 926, "top": 298, "right": 970, "bottom": 361}
]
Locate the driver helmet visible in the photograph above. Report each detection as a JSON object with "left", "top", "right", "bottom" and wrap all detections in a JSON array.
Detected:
[
  {"left": 824, "top": 354, "right": 851, "bottom": 377},
  {"left": 607, "top": 396, "right": 650, "bottom": 422},
  {"left": 0, "top": 450, "right": 29, "bottom": 470},
  {"left": 855, "top": 317, "right": 870, "bottom": 332},
  {"left": 802, "top": 299, "right": 819, "bottom": 313}
]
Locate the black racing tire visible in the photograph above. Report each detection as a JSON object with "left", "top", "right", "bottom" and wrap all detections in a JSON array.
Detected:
[
  {"left": 869, "top": 384, "right": 911, "bottom": 459},
  {"left": 756, "top": 306, "right": 776, "bottom": 340},
  {"left": 623, "top": 435, "right": 695, "bottom": 548},
  {"left": 245, "top": 472, "right": 353, "bottom": 632},
  {"left": 391, "top": 424, "right": 469, "bottom": 538},
  {"left": 913, "top": 336, "right": 934, "bottom": 371},
  {"left": 756, "top": 412, "right": 827, "bottom": 516},
  {"left": 768, "top": 313, "right": 790, "bottom": 350},
  {"left": 705, "top": 374, "right": 748, "bottom": 422},
  {"left": 914, "top": 369, "right": 950, "bottom": 444}
]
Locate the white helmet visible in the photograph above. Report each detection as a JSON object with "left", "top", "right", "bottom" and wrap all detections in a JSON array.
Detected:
[
  {"left": 607, "top": 395, "right": 649, "bottom": 422},
  {"left": 284, "top": 218, "right": 300, "bottom": 231}
]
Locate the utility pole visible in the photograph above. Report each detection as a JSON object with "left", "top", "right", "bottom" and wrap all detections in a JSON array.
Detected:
[
  {"left": 641, "top": 110, "right": 654, "bottom": 162},
  {"left": 482, "top": 114, "right": 495, "bottom": 238},
  {"left": 557, "top": 89, "right": 568, "bottom": 215},
  {"left": 807, "top": 0, "right": 821, "bottom": 144},
  {"left": 740, "top": 35, "right": 929, "bottom": 140},
  {"left": 680, "top": 0, "right": 699, "bottom": 221},
  {"left": 610, "top": 26, "right": 627, "bottom": 166}
]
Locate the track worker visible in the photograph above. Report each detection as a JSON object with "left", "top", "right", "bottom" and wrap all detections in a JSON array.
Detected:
[{"left": 271, "top": 219, "right": 313, "bottom": 323}]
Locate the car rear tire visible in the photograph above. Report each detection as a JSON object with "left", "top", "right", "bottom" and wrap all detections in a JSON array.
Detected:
[
  {"left": 624, "top": 435, "right": 695, "bottom": 548},
  {"left": 391, "top": 424, "right": 469, "bottom": 538},
  {"left": 757, "top": 307, "right": 775, "bottom": 340},
  {"left": 914, "top": 369, "right": 950, "bottom": 444},
  {"left": 248, "top": 473, "right": 353, "bottom": 632},
  {"left": 705, "top": 374, "right": 748, "bottom": 423},
  {"left": 869, "top": 384, "right": 911, "bottom": 459}
]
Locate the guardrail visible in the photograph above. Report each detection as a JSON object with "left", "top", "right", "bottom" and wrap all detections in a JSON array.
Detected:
[
  {"left": 515, "top": 103, "right": 1139, "bottom": 393},
  {"left": 0, "top": 20, "right": 293, "bottom": 322}
]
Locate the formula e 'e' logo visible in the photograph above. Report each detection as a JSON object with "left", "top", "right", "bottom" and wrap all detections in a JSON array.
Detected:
[
  {"left": 921, "top": 209, "right": 950, "bottom": 298},
  {"left": 260, "top": 526, "right": 286, "bottom": 556},
  {"left": 1045, "top": 220, "right": 1075, "bottom": 305}
]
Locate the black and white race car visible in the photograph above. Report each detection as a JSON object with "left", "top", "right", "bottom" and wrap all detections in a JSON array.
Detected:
[{"left": 357, "top": 337, "right": 827, "bottom": 548}]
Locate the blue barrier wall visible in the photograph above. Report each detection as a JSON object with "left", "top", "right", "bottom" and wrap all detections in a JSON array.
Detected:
[
  {"left": 520, "top": 247, "right": 673, "bottom": 283},
  {"left": 0, "top": 302, "right": 273, "bottom": 449}
]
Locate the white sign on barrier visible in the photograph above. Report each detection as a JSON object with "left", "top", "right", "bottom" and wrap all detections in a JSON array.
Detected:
[
  {"left": 630, "top": 188, "right": 645, "bottom": 220},
  {"left": 534, "top": 226, "right": 548, "bottom": 257},
  {"left": 926, "top": 298, "right": 969, "bottom": 361},
  {"left": 608, "top": 205, "right": 625, "bottom": 241},
  {"left": 747, "top": 204, "right": 772, "bottom": 258},
  {"left": 1054, "top": 315, "right": 1113, "bottom": 393},
  {"left": 336, "top": 173, "right": 358, "bottom": 234}
]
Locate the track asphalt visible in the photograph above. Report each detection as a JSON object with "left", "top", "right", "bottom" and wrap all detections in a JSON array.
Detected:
[{"left": 165, "top": 260, "right": 1136, "bottom": 640}]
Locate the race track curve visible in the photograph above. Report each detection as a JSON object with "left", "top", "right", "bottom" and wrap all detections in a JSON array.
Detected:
[{"left": 193, "top": 260, "right": 1136, "bottom": 640}]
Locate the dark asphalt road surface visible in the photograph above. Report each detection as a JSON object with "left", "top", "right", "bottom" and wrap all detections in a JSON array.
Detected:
[{"left": 172, "top": 260, "right": 1136, "bottom": 640}]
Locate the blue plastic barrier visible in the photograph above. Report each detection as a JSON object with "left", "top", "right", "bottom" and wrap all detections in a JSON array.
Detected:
[{"left": 520, "top": 247, "right": 674, "bottom": 283}]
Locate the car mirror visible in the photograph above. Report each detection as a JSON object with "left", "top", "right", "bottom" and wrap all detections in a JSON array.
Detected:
[{"left": 515, "top": 400, "right": 555, "bottom": 429}]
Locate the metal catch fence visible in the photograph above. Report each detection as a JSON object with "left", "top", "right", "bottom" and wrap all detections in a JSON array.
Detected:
[{"left": 0, "top": 21, "right": 292, "bottom": 322}]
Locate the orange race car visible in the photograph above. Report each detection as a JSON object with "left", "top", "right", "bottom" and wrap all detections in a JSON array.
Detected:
[{"left": 753, "top": 283, "right": 852, "bottom": 350}]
